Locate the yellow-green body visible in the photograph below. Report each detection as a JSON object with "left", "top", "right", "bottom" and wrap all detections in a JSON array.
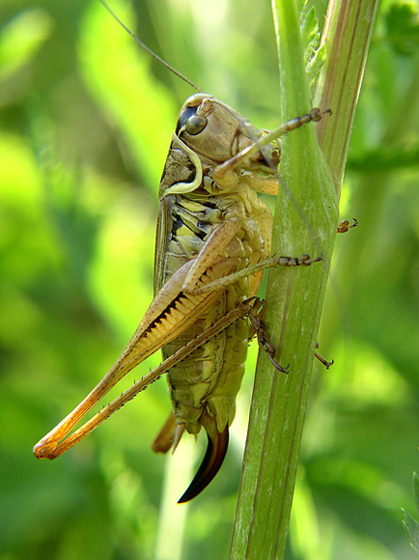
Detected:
[
  {"left": 152, "top": 94, "right": 277, "bottom": 454},
  {"left": 157, "top": 177, "right": 272, "bottom": 435}
]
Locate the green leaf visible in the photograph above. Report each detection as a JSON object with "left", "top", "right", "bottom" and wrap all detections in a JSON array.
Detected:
[
  {"left": 403, "top": 509, "right": 419, "bottom": 558},
  {"left": 0, "top": 9, "right": 51, "bottom": 79},
  {"left": 299, "top": 5, "right": 325, "bottom": 94},
  {"left": 413, "top": 472, "right": 419, "bottom": 516},
  {"left": 402, "top": 473, "right": 419, "bottom": 558},
  {"left": 384, "top": 1, "right": 419, "bottom": 56},
  {"left": 78, "top": 0, "right": 177, "bottom": 191}
]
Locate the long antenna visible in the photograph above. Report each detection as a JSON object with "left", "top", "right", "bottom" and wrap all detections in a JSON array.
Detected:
[{"left": 99, "top": 0, "right": 204, "bottom": 93}]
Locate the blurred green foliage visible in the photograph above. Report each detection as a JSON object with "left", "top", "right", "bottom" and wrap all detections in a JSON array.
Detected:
[
  {"left": 0, "top": 0, "right": 418, "bottom": 559},
  {"left": 402, "top": 473, "right": 419, "bottom": 558}
]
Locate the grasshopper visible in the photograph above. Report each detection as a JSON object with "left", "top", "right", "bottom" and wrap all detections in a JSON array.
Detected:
[{"left": 33, "top": 1, "right": 336, "bottom": 503}]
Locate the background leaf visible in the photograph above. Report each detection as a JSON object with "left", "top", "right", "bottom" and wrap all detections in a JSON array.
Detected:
[
  {"left": 402, "top": 473, "right": 419, "bottom": 558},
  {"left": 0, "top": 0, "right": 418, "bottom": 559}
]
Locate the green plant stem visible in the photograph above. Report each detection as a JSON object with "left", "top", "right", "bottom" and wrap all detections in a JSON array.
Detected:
[
  {"left": 315, "top": 0, "right": 380, "bottom": 189},
  {"left": 230, "top": 0, "right": 379, "bottom": 559}
]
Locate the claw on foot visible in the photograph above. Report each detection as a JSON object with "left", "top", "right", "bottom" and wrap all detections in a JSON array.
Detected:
[
  {"left": 337, "top": 218, "right": 358, "bottom": 234},
  {"left": 314, "top": 343, "right": 334, "bottom": 370},
  {"left": 247, "top": 298, "right": 289, "bottom": 374}
]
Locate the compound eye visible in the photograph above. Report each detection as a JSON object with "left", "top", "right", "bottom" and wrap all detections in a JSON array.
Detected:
[
  {"left": 185, "top": 115, "right": 207, "bottom": 135},
  {"left": 176, "top": 106, "right": 207, "bottom": 136}
]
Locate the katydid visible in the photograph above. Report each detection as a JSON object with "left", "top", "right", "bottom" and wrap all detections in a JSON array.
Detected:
[{"left": 33, "top": 1, "right": 339, "bottom": 503}]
